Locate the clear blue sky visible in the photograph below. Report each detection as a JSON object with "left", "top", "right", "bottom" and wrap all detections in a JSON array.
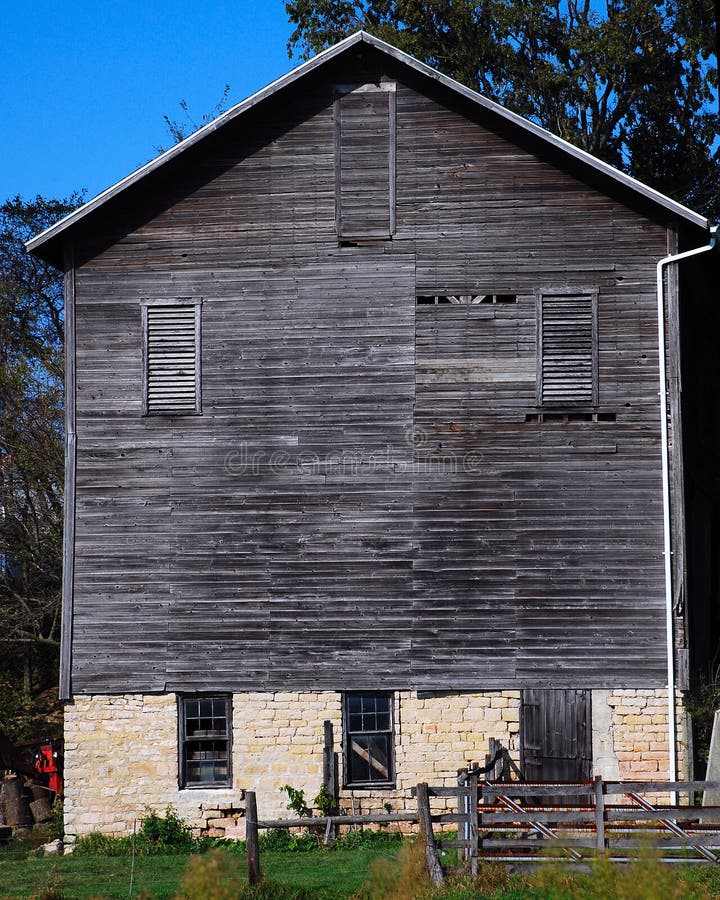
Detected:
[{"left": 2, "top": 1, "right": 296, "bottom": 203}]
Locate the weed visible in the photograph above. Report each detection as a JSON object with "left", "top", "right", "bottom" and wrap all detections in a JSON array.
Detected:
[
  {"left": 357, "top": 838, "right": 430, "bottom": 900},
  {"left": 281, "top": 785, "right": 313, "bottom": 818},
  {"left": 30, "top": 876, "right": 65, "bottom": 900},
  {"left": 314, "top": 785, "right": 337, "bottom": 816},
  {"left": 48, "top": 799, "right": 64, "bottom": 841},
  {"left": 178, "top": 848, "right": 246, "bottom": 899}
]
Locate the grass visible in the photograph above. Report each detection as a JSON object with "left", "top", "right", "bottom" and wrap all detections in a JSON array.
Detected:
[
  {"left": 0, "top": 847, "right": 391, "bottom": 899},
  {"left": 3, "top": 843, "right": 720, "bottom": 899}
]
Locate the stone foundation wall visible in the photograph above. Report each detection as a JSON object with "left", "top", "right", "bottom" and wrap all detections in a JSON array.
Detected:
[
  {"left": 605, "top": 688, "right": 687, "bottom": 780},
  {"left": 63, "top": 694, "right": 247, "bottom": 844},
  {"left": 62, "top": 687, "right": 686, "bottom": 845}
]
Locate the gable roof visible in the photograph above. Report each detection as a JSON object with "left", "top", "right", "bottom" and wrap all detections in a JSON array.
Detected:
[{"left": 27, "top": 30, "right": 711, "bottom": 261}]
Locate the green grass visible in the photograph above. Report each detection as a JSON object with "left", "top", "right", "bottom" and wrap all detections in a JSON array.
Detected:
[
  {"left": 3, "top": 846, "right": 720, "bottom": 899},
  {"left": 0, "top": 854, "right": 186, "bottom": 899},
  {"left": 0, "top": 847, "right": 392, "bottom": 899}
]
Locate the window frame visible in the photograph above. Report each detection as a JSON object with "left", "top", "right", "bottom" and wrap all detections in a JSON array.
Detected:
[
  {"left": 141, "top": 297, "right": 202, "bottom": 416},
  {"left": 178, "top": 694, "right": 232, "bottom": 789},
  {"left": 535, "top": 286, "right": 599, "bottom": 408},
  {"left": 343, "top": 692, "right": 396, "bottom": 789}
]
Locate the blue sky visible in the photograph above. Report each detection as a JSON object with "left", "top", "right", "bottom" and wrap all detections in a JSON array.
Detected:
[{"left": 2, "top": 1, "right": 296, "bottom": 203}]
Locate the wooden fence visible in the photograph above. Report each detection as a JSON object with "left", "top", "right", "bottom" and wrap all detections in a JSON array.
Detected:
[{"left": 244, "top": 778, "right": 720, "bottom": 885}]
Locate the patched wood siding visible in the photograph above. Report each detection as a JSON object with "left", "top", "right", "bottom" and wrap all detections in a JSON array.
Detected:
[
  {"left": 68, "top": 55, "right": 670, "bottom": 693},
  {"left": 336, "top": 84, "right": 395, "bottom": 238}
]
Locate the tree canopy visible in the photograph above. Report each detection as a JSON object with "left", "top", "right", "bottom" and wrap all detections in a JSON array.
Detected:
[
  {"left": 285, "top": 0, "right": 719, "bottom": 218},
  {"left": 0, "top": 194, "right": 82, "bottom": 704}
]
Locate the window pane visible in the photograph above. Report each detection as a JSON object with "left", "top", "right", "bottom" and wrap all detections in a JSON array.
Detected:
[
  {"left": 348, "top": 712, "right": 363, "bottom": 732},
  {"left": 367, "top": 734, "right": 390, "bottom": 781},
  {"left": 185, "top": 740, "right": 229, "bottom": 784},
  {"left": 182, "top": 697, "right": 230, "bottom": 786},
  {"left": 345, "top": 694, "right": 393, "bottom": 784},
  {"left": 349, "top": 734, "right": 371, "bottom": 783}
]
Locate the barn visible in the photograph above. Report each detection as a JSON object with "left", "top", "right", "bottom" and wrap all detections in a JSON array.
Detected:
[{"left": 27, "top": 31, "right": 720, "bottom": 843}]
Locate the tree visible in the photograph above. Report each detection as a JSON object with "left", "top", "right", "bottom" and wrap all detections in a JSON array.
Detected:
[
  {"left": 0, "top": 194, "right": 82, "bottom": 702},
  {"left": 155, "top": 84, "right": 232, "bottom": 152},
  {"left": 285, "top": 0, "right": 719, "bottom": 218}
]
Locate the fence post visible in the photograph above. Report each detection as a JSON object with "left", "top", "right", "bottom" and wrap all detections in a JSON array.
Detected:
[
  {"left": 468, "top": 771, "right": 479, "bottom": 877},
  {"left": 246, "top": 790, "right": 261, "bottom": 886},
  {"left": 416, "top": 783, "right": 444, "bottom": 886},
  {"left": 323, "top": 719, "right": 338, "bottom": 842},
  {"left": 457, "top": 768, "right": 469, "bottom": 862},
  {"left": 594, "top": 776, "right": 606, "bottom": 853}
]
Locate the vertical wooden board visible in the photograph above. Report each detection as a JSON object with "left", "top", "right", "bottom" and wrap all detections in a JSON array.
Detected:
[
  {"left": 521, "top": 689, "right": 592, "bottom": 783},
  {"left": 336, "top": 86, "right": 395, "bottom": 238}
]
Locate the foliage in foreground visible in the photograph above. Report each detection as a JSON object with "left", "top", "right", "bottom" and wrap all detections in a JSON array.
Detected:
[
  {"left": 4, "top": 839, "right": 720, "bottom": 899},
  {"left": 71, "top": 806, "right": 404, "bottom": 859},
  {"left": 73, "top": 807, "right": 202, "bottom": 857},
  {"left": 359, "top": 842, "right": 720, "bottom": 899}
]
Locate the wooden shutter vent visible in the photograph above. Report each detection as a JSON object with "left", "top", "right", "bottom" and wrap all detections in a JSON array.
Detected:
[
  {"left": 143, "top": 302, "right": 201, "bottom": 414},
  {"left": 537, "top": 290, "right": 598, "bottom": 405},
  {"left": 335, "top": 83, "right": 396, "bottom": 240}
]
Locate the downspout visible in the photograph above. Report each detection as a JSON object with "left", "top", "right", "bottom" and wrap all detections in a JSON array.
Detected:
[{"left": 656, "top": 225, "right": 717, "bottom": 792}]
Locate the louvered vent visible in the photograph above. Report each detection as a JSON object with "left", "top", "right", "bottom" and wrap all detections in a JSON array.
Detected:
[
  {"left": 539, "top": 291, "right": 597, "bottom": 405},
  {"left": 144, "top": 303, "right": 200, "bottom": 413}
]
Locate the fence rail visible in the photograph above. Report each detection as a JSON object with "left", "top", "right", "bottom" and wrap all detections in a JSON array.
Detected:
[{"left": 244, "top": 778, "right": 720, "bottom": 885}]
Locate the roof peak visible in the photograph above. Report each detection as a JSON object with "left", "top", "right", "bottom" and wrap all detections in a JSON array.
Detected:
[{"left": 27, "top": 30, "right": 709, "bottom": 260}]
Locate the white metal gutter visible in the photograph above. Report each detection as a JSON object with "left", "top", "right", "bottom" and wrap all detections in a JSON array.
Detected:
[{"left": 657, "top": 226, "right": 718, "bottom": 796}]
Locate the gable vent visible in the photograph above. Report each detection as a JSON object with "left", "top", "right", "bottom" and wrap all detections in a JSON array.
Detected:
[
  {"left": 143, "top": 302, "right": 201, "bottom": 414},
  {"left": 538, "top": 290, "right": 597, "bottom": 406}
]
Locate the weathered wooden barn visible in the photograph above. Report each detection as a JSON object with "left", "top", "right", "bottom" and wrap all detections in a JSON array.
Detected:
[{"left": 27, "top": 32, "right": 720, "bottom": 841}]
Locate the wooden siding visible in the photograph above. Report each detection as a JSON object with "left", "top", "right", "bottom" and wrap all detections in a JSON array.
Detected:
[
  {"left": 68, "top": 65, "right": 670, "bottom": 693},
  {"left": 335, "top": 84, "right": 395, "bottom": 239}
]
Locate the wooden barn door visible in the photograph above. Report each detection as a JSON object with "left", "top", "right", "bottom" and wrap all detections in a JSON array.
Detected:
[{"left": 520, "top": 689, "right": 592, "bottom": 782}]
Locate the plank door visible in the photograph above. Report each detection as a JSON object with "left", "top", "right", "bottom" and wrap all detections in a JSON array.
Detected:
[{"left": 520, "top": 689, "right": 592, "bottom": 781}]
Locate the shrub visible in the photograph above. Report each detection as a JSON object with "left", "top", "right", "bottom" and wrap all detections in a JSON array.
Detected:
[
  {"left": 48, "top": 799, "right": 64, "bottom": 841},
  {"left": 75, "top": 806, "right": 202, "bottom": 856},
  {"left": 73, "top": 831, "right": 132, "bottom": 856},
  {"left": 313, "top": 785, "right": 336, "bottom": 816},
  {"left": 135, "top": 806, "right": 196, "bottom": 853},
  {"left": 332, "top": 829, "right": 402, "bottom": 852},
  {"left": 685, "top": 678, "right": 720, "bottom": 768}
]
